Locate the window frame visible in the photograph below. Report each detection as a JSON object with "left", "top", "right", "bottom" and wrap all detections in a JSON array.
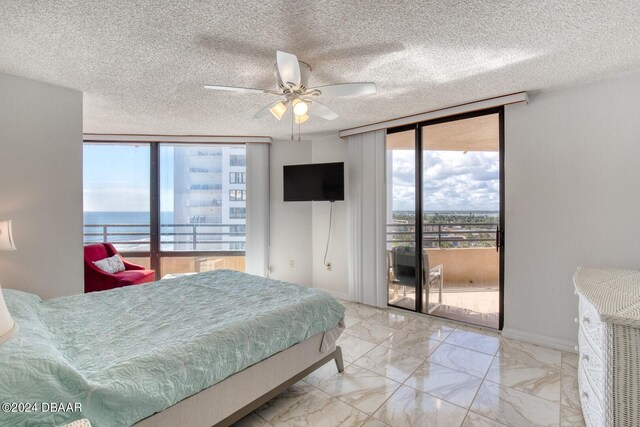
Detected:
[
  {"left": 385, "top": 106, "right": 505, "bottom": 330},
  {"left": 83, "top": 141, "right": 247, "bottom": 280},
  {"left": 229, "top": 207, "right": 246, "bottom": 219},
  {"left": 229, "top": 171, "right": 246, "bottom": 184},
  {"left": 229, "top": 189, "right": 246, "bottom": 201},
  {"left": 229, "top": 154, "right": 246, "bottom": 167}
]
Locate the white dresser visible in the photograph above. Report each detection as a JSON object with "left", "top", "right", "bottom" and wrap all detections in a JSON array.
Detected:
[{"left": 574, "top": 267, "right": 640, "bottom": 427}]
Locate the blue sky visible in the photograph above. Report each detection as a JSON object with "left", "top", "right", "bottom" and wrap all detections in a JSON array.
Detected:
[
  {"left": 84, "top": 144, "right": 498, "bottom": 213},
  {"left": 83, "top": 144, "right": 175, "bottom": 212}
]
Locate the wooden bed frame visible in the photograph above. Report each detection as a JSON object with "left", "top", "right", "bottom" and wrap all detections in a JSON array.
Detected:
[{"left": 134, "top": 332, "right": 344, "bottom": 427}]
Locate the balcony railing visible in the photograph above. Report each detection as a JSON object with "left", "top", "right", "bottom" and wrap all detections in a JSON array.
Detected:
[
  {"left": 187, "top": 200, "right": 223, "bottom": 207},
  {"left": 83, "top": 223, "right": 246, "bottom": 251},
  {"left": 386, "top": 222, "right": 498, "bottom": 248},
  {"left": 193, "top": 151, "right": 222, "bottom": 157},
  {"left": 189, "top": 167, "right": 223, "bottom": 173},
  {"left": 190, "top": 184, "right": 222, "bottom": 190}
]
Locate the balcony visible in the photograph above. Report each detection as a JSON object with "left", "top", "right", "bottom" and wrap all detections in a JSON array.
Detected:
[
  {"left": 84, "top": 223, "right": 246, "bottom": 277},
  {"left": 191, "top": 151, "right": 222, "bottom": 157},
  {"left": 188, "top": 167, "right": 223, "bottom": 174},
  {"left": 387, "top": 222, "right": 500, "bottom": 328},
  {"left": 189, "top": 184, "right": 223, "bottom": 190},
  {"left": 187, "top": 200, "right": 223, "bottom": 208},
  {"left": 122, "top": 255, "right": 246, "bottom": 277}
]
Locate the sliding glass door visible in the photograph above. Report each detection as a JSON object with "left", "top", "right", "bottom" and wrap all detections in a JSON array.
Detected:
[
  {"left": 386, "top": 128, "right": 418, "bottom": 311},
  {"left": 386, "top": 108, "right": 504, "bottom": 329}
]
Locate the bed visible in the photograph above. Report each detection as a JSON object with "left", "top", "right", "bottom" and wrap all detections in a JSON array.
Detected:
[{"left": 0, "top": 270, "right": 346, "bottom": 427}]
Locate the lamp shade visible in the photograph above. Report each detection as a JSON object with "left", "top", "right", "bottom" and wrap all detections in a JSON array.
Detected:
[
  {"left": 294, "top": 114, "right": 309, "bottom": 124},
  {"left": 269, "top": 101, "right": 287, "bottom": 120},
  {"left": 0, "top": 220, "right": 16, "bottom": 251},
  {"left": 0, "top": 285, "right": 17, "bottom": 344}
]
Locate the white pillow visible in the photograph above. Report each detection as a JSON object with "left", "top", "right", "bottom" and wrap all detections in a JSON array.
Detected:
[{"left": 93, "top": 254, "right": 125, "bottom": 274}]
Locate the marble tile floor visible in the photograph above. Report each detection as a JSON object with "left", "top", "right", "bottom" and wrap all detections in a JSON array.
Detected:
[
  {"left": 388, "top": 289, "right": 500, "bottom": 329},
  {"left": 234, "top": 301, "right": 584, "bottom": 427}
]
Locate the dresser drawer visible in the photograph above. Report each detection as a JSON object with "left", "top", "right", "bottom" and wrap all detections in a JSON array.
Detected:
[
  {"left": 579, "top": 296, "right": 605, "bottom": 355},
  {"left": 575, "top": 268, "right": 640, "bottom": 427},
  {"left": 578, "top": 362, "right": 606, "bottom": 427}
]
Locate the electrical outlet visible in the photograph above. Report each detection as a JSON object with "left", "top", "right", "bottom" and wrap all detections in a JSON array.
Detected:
[
  {"left": 326, "top": 263, "right": 332, "bottom": 271},
  {"left": 288, "top": 260, "right": 295, "bottom": 268}
]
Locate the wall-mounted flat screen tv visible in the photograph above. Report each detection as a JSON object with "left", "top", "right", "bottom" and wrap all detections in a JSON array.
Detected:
[{"left": 283, "top": 162, "right": 344, "bottom": 202}]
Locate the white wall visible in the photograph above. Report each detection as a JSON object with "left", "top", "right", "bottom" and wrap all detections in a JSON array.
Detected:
[
  {"left": 267, "top": 135, "right": 350, "bottom": 297},
  {"left": 0, "top": 73, "right": 83, "bottom": 298},
  {"left": 269, "top": 72, "right": 640, "bottom": 355},
  {"left": 504, "top": 71, "right": 640, "bottom": 350},
  {"left": 269, "top": 139, "right": 313, "bottom": 285},
  {"left": 311, "top": 135, "right": 349, "bottom": 299}
]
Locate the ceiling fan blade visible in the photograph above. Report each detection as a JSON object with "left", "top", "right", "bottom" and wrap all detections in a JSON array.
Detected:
[
  {"left": 253, "top": 100, "right": 287, "bottom": 119},
  {"left": 276, "top": 51, "right": 301, "bottom": 87},
  {"left": 204, "top": 85, "right": 278, "bottom": 95},
  {"left": 309, "top": 82, "right": 376, "bottom": 97},
  {"left": 310, "top": 100, "right": 339, "bottom": 121}
]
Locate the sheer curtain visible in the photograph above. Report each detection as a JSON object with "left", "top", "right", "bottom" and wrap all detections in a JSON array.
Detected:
[
  {"left": 245, "top": 143, "right": 270, "bottom": 276},
  {"left": 346, "top": 130, "right": 387, "bottom": 307}
]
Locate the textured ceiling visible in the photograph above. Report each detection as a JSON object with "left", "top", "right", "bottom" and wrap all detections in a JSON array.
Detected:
[{"left": 1, "top": 1, "right": 640, "bottom": 139}]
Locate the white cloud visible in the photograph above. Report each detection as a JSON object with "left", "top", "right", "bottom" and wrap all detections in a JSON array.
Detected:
[{"left": 391, "top": 150, "right": 499, "bottom": 212}]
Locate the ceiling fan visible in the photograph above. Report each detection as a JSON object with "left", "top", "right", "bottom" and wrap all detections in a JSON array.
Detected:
[{"left": 204, "top": 51, "right": 376, "bottom": 125}]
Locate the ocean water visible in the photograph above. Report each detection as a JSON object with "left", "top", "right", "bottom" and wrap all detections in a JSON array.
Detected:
[
  {"left": 83, "top": 211, "right": 174, "bottom": 244},
  {"left": 84, "top": 211, "right": 175, "bottom": 225},
  {"left": 84, "top": 212, "right": 246, "bottom": 251}
]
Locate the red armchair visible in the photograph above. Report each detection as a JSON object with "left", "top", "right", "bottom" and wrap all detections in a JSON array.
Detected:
[{"left": 84, "top": 243, "right": 156, "bottom": 293}]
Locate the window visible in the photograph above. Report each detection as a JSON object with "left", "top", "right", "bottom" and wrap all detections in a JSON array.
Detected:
[
  {"left": 83, "top": 142, "right": 247, "bottom": 278},
  {"left": 161, "top": 144, "right": 246, "bottom": 254},
  {"left": 230, "top": 154, "right": 246, "bottom": 167},
  {"left": 230, "top": 172, "right": 246, "bottom": 184},
  {"left": 229, "top": 189, "right": 246, "bottom": 201},
  {"left": 83, "top": 143, "right": 150, "bottom": 253},
  {"left": 230, "top": 207, "right": 246, "bottom": 219},
  {"left": 229, "top": 225, "right": 246, "bottom": 234}
]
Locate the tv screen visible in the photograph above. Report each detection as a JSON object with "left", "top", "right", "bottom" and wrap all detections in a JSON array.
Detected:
[{"left": 283, "top": 162, "right": 344, "bottom": 202}]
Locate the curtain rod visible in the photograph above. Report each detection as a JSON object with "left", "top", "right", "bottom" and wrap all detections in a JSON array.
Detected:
[
  {"left": 83, "top": 134, "right": 272, "bottom": 144},
  {"left": 339, "top": 92, "right": 528, "bottom": 138}
]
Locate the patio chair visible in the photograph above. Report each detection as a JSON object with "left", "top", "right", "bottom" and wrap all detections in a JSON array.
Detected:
[{"left": 390, "top": 246, "right": 443, "bottom": 312}]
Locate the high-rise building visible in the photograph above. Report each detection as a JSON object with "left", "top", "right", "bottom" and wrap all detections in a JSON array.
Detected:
[{"left": 173, "top": 145, "right": 246, "bottom": 251}]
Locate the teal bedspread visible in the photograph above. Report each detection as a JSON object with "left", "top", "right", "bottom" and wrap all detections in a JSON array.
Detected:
[{"left": 0, "top": 270, "right": 345, "bottom": 427}]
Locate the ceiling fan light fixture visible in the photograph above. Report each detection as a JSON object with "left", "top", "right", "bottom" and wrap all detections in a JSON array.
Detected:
[
  {"left": 294, "top": 114, "right": 309, "bottom": 124},
  {"left": 292, "top": 98, "right": 309, "bottom": 117},
  {"left": 205, "top": 51, "right": 375, "bottom": 126},
  {"left": 269, "top": 101, "right": 287, "bottom": 120}
]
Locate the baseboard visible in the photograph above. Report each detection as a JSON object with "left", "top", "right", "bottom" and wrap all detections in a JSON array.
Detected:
[
  {"left": 502, "top": 327, "right": 577, "bottom": 353},
  {"left": 314, "top": 287, "right": 350, "bottom": 302}
]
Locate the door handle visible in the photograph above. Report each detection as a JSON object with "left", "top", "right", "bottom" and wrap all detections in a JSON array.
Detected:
[{"left": 496, "top": 226, "right": 500, "bottom": 252}]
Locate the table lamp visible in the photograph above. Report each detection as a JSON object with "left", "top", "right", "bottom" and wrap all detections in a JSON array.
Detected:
[{"left": 0, "top": 219, "right": 18, "bottom": 344}]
